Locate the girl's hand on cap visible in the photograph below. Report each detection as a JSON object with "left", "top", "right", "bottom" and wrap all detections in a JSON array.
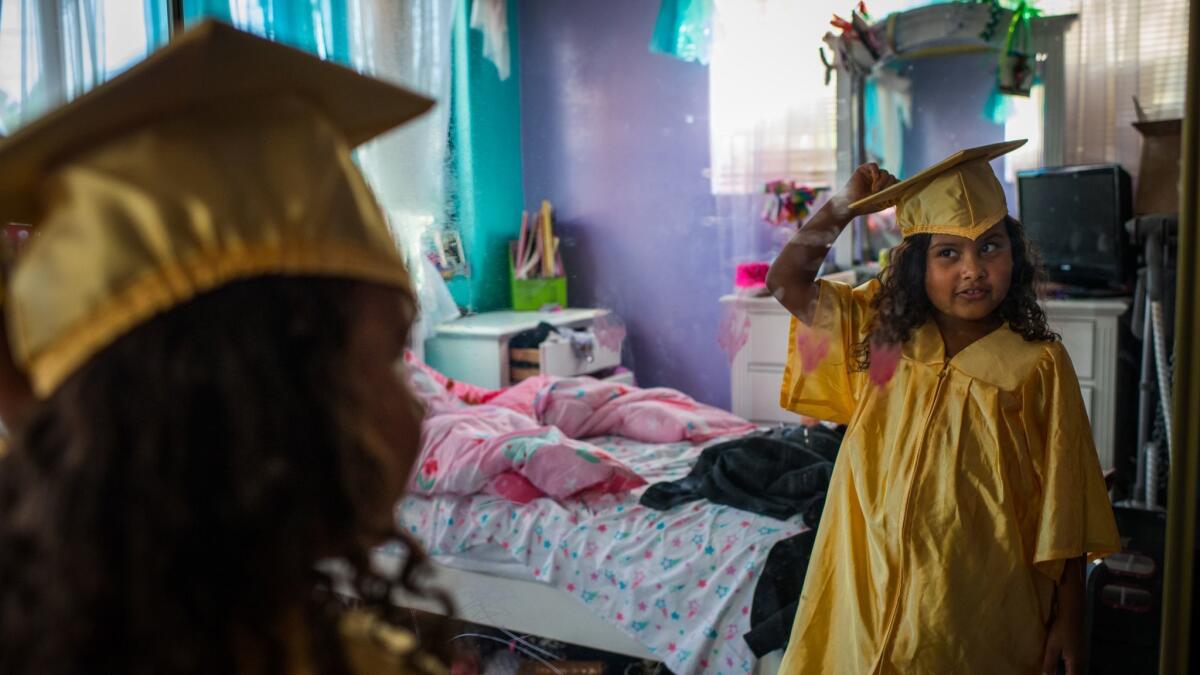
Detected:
[{"left": 839, "top": 163, "right": 898, "bottom": 217}]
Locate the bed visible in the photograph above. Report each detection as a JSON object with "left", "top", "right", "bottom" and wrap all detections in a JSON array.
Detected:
[{"left": 392, "top": 432, "right": 805, "bottom": 675}]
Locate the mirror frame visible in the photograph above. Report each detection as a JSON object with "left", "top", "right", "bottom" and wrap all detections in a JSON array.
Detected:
[
  {"left": 155, "top": 0, "right": 1200, "bottom": 670},
  {"left": 1160, "top": 0, "right": 1199, "bottom": 672}
]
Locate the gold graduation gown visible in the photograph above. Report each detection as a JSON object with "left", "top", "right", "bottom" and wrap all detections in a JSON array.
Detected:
[
  {"left": 282, "top": 609, "right": 447, "bottom": 675},
  {"left": 777, "top": 280, "right": 1120, "bottom": 675}
]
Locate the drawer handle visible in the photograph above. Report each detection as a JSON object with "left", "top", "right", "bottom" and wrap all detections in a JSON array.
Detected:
[{"left": 568, "top": 331, "right": 596, "bottom": 363}]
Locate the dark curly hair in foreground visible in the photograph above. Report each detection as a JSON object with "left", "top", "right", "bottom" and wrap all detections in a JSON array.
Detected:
[
  {"left": 854, "top": 215, "right": 1059, "bottom": 370},
  {"left": 0, "top": 276, "right": 447, "bottom": 674}
]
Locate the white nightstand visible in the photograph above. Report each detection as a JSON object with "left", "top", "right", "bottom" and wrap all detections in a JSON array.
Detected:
[{"left": 424, "top": 309, "right": 622, "bottom": 389}]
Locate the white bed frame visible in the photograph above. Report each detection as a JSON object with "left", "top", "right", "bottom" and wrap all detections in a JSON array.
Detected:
[{"left": 394, "top": 559, "right": 783, "bottom": 674}]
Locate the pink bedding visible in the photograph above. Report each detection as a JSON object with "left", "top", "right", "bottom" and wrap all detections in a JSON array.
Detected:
[
  {"left": 414, "top": 405, "right": 646, "bottom": 503},
  {"left": 530, "top": 378, "right": 756, "bottom": 443},
  {"left": 405, "top": 361, "right": 755, "bottom": 504}
]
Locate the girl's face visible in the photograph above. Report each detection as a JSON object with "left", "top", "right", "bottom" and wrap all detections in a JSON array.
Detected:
[
  {"left": 924, "top": 219, "right": 1013, "bottom": 324},
  {"left": 347, "top": 284, "right": 425, "bottom": 503}
]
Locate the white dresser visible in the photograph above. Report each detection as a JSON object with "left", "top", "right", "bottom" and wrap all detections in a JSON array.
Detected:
[
  {"left": 721, "top": 295, "right": 804, "bottom": 427},
  {"left": 721, "top": 294, "right": 1129, "bottom": 469},
  {"left": 1041, "top": 297, "right": 1130, "bottom": 470}
]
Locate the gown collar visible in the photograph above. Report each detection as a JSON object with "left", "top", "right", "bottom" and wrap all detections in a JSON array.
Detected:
[{"left": 902, "top": 319, "right": 1045, "bottom": 390}]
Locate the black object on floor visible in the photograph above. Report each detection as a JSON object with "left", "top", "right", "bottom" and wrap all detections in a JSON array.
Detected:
[
  {"left": 1087, "top": 505, "right": 1167, "bottom": 674},
  {"left": 744, "top": 528, "right": 819, "bottom": 657},
  {"left": 639, "top": 425, "right": 841, "bottom": 523}
]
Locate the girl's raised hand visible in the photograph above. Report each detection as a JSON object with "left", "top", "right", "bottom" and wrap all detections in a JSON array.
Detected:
[
  {"left": 834, "top": 162, "right": 899, "bottom": 219},
  {"left": 767, "top": 163, "right": 896, "bottom": 323}
]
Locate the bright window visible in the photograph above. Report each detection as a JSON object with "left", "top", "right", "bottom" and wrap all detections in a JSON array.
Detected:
[{"left": 707, "top": 0, "right": 928, "bottom": 195}]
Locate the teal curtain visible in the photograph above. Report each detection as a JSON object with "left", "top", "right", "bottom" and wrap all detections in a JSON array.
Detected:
[
  {"left": 143, "top": 0, "right": 171, "bottom": 51},
  {"left": 648, "top": 0, "right": 713, "bottom": 65},
  {"left": 163, "top": 0, "right": 351, "bottom": 65},
  {"left": 445, "top": 0, "right": 524, "bottom": 312}
]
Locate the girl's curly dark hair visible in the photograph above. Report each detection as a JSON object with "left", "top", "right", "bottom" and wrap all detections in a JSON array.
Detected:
[
  {"left": 854, "top": 215, "right": 1058, "bottom": 370},
  {"left": 0, "top": 276, "right": 448, "bottom": 674}
]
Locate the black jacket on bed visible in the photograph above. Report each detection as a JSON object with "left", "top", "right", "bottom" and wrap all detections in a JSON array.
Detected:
[
  {"left": 639, "top": 424, "right": 844, "bottom": 658},
  {"left": 639, "top": 424, "right": 840, "bottom": 523}
]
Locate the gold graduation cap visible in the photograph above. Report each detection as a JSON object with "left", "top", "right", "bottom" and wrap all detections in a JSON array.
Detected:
[
  {"left": 850, "top": 139, "right": 1027, "bottom": 240},
  {"left": 0, "top": 20, "right": 434, "bottom": 396}
]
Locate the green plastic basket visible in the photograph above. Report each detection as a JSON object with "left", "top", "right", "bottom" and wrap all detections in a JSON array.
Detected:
[{"left": 509, "top": 245, "right": 567, "bottom": 310}]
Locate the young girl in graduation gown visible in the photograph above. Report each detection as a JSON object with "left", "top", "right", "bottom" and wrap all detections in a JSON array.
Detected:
[
  {"left": 766, "top": 141, "right": 1121, "bottom": 675},
  {"left": 0, "top": 23, "right": 447, "bottom": 675}
]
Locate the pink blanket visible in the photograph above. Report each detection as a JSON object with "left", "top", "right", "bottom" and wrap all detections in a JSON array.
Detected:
[
  {"left": 407, "top": 363, "right": 754, "bottom": 504},
  {"left": 414, "top": 405, "right": 646, "bottom": 504},
  {"left": 528, "top": 378, "right": 756, "bottom": 443}
]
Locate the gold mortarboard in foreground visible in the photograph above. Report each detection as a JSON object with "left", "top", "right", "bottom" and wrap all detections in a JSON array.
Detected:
[
  {"left": 850, "top": 139, "right": 1027, "bottom": 241},
  {"left": 0, "top": 20, "right": 434, "bottom": 396}
]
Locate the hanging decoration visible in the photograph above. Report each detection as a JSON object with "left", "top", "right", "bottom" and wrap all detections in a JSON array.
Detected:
[
  {"left": 470, "top": 0, "right": 511, "bottom": 81},
  {"left": 762, "top": 181, "right": 829, "bottom": 226},
  {"left": 831, "top": 2, "right": 873, "bottom": 31},
  {"left": 983, "top": 0, "right": 1041, "bottom": 122},
  {"left": 983, "top": 87, "right": 1017, "bottom": 125},
  {"left": 819, "top": 1, "right": 1046, "bottom": 124},
  {"left": 976, "top": 0, "right": 1005, "bottom": 43},
  {"left": 996, "top": 0, "right": 1039, "bottom": 96},
  {"left": 649, "top": 0, "right": 714, "bottom": 65},
  {"left": 824, "top": 3, "right": 885, "bottom": 76}
]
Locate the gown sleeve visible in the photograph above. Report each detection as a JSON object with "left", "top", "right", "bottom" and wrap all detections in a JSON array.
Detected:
[
  {"left": 1023, "top": 343, "right": 1122, "bottom": 581},
  {"left": 779, "top": 279, "right": 877, "bottom": 425}
]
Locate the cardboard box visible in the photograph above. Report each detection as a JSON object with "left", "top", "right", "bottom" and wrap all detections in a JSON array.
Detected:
[{"left": 1133, "top": 118, "right": 1182, "bottom": 215}]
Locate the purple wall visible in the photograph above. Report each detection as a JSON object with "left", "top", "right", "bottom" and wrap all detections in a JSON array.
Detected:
[{"left": 518, "top": 0, "right": 729, "bottom": 407}]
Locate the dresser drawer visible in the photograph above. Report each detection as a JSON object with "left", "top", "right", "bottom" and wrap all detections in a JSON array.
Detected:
[
  {"left": 538, "top": 330, "right": 621, "bottom": 378},
  {"left": 1049, "top": 319, "right": 1095, "bottom": 379},
  {"left": 748, "top": 367, "right": 800, "bottom": 423},
  {"left": 1079, "top": 384, "right": 1094, "bottom": 424},
  {"left": 747, "top": 312, "right": 793, "bottom": 367}
]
